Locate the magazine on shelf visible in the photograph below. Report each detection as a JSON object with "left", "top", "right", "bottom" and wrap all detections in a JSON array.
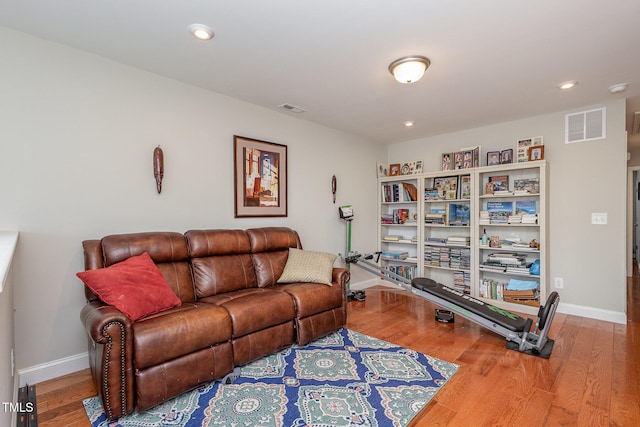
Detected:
[
  {"left": 448, "top": 203, "right": 470, "bottom": 226},
  {"left": 486, "top": 201, "right": 513, "bottom": 224},
  {"left": 488, "top": 175, "right": 509, "bottom": 192},
  {"left": 459, "top": 175, "right": 471, "bottom": 199},
  {"left": 513, "top": 178, "right": 540, "bottom": 194},
  {"left": 515, "top": 200, "right": 536, "bottom": 215}
]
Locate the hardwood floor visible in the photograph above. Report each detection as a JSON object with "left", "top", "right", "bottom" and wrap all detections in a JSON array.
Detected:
[{"left": 36, "top": 279, "right": 640, "bottom": 426}]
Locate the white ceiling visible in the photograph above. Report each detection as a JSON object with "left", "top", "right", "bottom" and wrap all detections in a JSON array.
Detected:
[{"left": 1, "top": 0, "right": 639, "bottom": 145}]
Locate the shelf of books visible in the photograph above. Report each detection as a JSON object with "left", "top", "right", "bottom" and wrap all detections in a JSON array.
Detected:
[
  {"left": 473, "top": 161, "right": 548, "bottom": 314},
  {"left": 377, "top": 160, "right": 547, "bottom": 314},
  {"left": 422, "top": 171, "right": 473, "bottom": 294},
  {"left": 378, "top": 177, "right": 419, "bottom": 282}
]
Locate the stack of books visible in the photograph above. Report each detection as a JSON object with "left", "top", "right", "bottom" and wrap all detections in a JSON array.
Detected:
[
  {"left": 508, "top": 213, "right": 522, "bottom": 224},
  {"left": 446, "top": 236, "right": 471, "bottom": 246},
  {"left": 424, "top": 188, "right": 441, "bottom": 201},
  {"left": 522, "top": 214, "right": 538, "bottom": 224},
  {"left": 479, "top": 210, "right": 490, "bottom": 224},
  {"left": 425, "top": 211, "right": 446, "bottom": 224},
  {"left": 425, "top": 237, "right": 447, "bottom": 245},
  {"left": 453, "top": 270, "right": 471, "bottom": 294},
  {"left": 450, "top": 247, "right": 471, "bottom": 270},
  {"left": 381, "top": 251, "right": 409, "bottom": 260},
  {"left": 480, "top": 252, "right": 528, "bottom": 273}
]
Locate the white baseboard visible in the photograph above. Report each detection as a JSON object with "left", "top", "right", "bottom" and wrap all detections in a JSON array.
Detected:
[
  {"left": 18, "top": 352, "right": 89, "bottom": 387},
  {"left": 557, "top": 302, "right": 626, "bottom": 325},
  {"left": 348, "top": 279, "right": 405, "bottom": 291},
  {"left": 348, "top": 278, "right": 379, "bottom": 291},
  {"left": 351, "top": 279, "right": 627, "bottom": 324}
]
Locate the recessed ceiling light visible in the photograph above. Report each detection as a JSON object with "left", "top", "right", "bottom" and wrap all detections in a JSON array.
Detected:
[
  {"left": 189, "top": 24, "right": 214, "bottom": 41},
  {"left": 609, "top": 83, "right": 628, "bottom": 94},
  {"left": 404, "top": 121, "right": 415, "bottom": 127},
  {"left": 557, "top": 80, "right": 578, "bottom": 90}
]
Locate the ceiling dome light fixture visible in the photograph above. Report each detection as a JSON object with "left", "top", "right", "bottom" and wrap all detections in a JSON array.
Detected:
[
  {"left": 557, "top": 80, "right": 578, "bottom": 90},
  {"left": 189, "top": 24, "right": 214, "bottom": 40},
  {"left": 389, "top": 56, "right": 431, "bottom": 84}
]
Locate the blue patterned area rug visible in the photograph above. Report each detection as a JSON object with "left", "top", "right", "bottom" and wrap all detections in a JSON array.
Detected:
[{"left": 83, "top": 328, "right": 458, "bottom": 427}]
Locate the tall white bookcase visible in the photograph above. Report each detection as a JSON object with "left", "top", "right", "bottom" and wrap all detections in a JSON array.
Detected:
[{"left": 377, "top": 160, "right": 548, "bottom": 315}]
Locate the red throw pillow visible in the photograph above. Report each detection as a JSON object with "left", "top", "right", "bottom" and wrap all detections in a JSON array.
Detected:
[{"left": 77, "top": 252, "right": 181, "bottom": 321}]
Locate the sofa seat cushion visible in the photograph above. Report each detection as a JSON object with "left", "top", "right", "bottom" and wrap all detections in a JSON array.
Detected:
[
  {"left": 200, "top": 289, "right": 295, "bottom": 338},
  {"left": 132, "top": 303, "right": 232, "bottom": 370},
  {"left": 275, "top": 282, "right": 344, "bottom": 318}
]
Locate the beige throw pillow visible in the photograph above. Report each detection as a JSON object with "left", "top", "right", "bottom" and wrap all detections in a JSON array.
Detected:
[{"left": 277, "top": 248, "right": 337, "bottom": 285}]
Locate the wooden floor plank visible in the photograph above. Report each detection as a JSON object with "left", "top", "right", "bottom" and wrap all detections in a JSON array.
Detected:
[{"left": 35, "top": 279, "right": 640, "bottom": 426}]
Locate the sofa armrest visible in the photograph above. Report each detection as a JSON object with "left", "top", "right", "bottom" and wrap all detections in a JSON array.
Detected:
[
  {"left": 332, "top": 267, "right": 350, "bottom": 289},
  {"left": 80, "top": 302, "right": 136, "bottom": 419}
]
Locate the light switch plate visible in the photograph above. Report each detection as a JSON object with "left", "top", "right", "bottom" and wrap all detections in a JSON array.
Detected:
[{"left": 591, "top": 213, "right": 607, "bottom": 225}]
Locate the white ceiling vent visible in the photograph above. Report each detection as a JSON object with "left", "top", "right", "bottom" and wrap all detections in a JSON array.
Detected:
[
  {"left": 278, "top": 103, "right": 306, "bottom": 114},
  {"left": 565, "top": 107, "right": 606, "bottom": 144}
]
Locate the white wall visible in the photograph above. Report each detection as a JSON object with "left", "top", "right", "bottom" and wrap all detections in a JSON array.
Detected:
[
  {"left": 388, "top": 99, "right": 628, "bottom": 320},
  {"left": 0, "top": 27, "right": 384, "bottom": 377}
]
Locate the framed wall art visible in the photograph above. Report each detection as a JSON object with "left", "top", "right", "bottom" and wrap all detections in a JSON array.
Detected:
[{"left": 234, "top": 135, "right": 287, "bottom": 217}]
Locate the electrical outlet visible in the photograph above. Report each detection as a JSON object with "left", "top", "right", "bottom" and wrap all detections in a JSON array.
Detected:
[{"left": 554, "top": 277, "right": 564, "bottom": 289}]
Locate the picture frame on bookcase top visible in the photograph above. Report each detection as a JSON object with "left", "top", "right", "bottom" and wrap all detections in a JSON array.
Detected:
[
  {"left": 501, "top": 149, "right": 513, "bottom": 164},
  {"left": 487, "top": 151, "right": 501, "bottom": 166},
  {"left": 528, "top": 146, "right": 545, "bottom": 161},
  {"left": 389, "top": 163, "right": 401, "bottom": 176},
  {"left": 517, "top": 136, "right": 544, "bottom": 163},
  {"left": 442, "top": 153, "right": 452, "bottom": 171}
]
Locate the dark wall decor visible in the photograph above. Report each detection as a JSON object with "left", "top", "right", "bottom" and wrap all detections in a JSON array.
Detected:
[{"left": 153, "top": 146, "right": 164, "bottom": 193}]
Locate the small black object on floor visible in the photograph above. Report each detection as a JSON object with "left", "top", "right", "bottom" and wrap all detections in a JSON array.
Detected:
[
  {"left": 435, "top": 309, "right": 455, "bottom": 323},
  {"left": 348, "top": 290, "right": 366, "bottom": 301},
  {"left": 16, "top": 384, "right": 37, "bottom": 427}
]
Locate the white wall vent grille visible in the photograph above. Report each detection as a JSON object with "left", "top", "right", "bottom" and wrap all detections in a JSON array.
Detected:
[
  {"left": 565, "top": 107, "right": 606, "bottom": 143},
  {"left": 278, "top": 103, "right": 306, "bottom": 113}
]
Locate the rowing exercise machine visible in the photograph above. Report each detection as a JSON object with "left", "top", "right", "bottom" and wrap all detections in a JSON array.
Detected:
[
  {"left": 342, "top": 252, "right": 559, "bottom": 358},
  {"left": 412, "top": 277, "right": 559, "bottom": 358}
]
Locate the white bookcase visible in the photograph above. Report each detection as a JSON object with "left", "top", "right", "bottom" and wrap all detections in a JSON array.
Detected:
[
  {"left": 377, "top": 160, "right": 548, "bottom": 315},
  {"left": 378, "top": 176, "right": 419, "bottom": 282}
]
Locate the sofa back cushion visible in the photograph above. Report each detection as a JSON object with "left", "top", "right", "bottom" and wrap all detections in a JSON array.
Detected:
[
  {"left": 185, "top": 229, "right": 257, "bottom": 297},
  {"left": 94, "top": 232, "right": 195, "bottom": 303},
  {"left": 246, "top": 227, "right": 302, "bottom": 287}
]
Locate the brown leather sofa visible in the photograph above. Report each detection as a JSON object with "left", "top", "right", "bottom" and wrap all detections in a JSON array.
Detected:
[{"left": 79, "top": 227, "right": 349, "bottom": 420}]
